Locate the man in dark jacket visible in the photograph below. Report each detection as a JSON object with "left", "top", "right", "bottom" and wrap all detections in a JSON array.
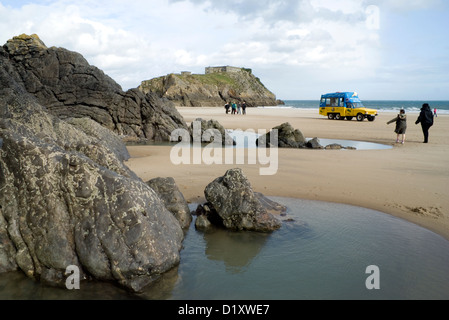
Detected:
[{"left": 415, "top": 103, "right": 434, "bottom": 143}]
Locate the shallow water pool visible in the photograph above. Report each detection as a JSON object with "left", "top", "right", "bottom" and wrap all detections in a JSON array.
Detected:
[
  {"left": 1, "top": 197, "right": 448, "bottom": 300},
  {"left": 160, "top": 198, "right": 449, "bottom": 300}
]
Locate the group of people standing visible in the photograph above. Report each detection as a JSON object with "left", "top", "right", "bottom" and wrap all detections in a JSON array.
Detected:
[
  {"left": 225, "top": 101, "right": 247, "bottom": 115},
  {"left": 387, "top": 103, "right": 435, "bottom": 144}
]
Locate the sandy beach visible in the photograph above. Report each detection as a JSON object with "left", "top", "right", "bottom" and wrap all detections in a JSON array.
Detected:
[{"left": 126, "top": 107, "right": 449, "bottom": 241}]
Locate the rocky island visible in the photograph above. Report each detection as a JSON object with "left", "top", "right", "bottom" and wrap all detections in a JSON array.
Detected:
[{"left": 139, "top": 66, "right": 281, "bottom": 108}]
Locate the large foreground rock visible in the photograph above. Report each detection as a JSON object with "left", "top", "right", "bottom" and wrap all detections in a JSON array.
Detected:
[
  {"left": 1, "top": 34, "right": 189, "bottom": 141},
  {"left": 146, "top": 177, "right": 192, "bottom": 229},
  {"left": 202, "top": 169, "right": 281, "bottom": 232},
  {"left": 0, "top": 89, "right": 184, "bottom": 292}
]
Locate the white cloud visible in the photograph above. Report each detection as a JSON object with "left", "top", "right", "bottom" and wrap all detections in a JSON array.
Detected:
[
  {"left": 0, "top": 0, "right": 379, "bottom": 92},
  {"left": 0, "top": 0, "right": 447, "bottom": 99},
  {"left": 373, "top": 0, "right": 443, "bottom": 11}
]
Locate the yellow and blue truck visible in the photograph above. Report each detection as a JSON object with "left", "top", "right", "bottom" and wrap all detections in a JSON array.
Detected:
[{"left": 319, "top": 92, "right": 378, "bottom": 121}]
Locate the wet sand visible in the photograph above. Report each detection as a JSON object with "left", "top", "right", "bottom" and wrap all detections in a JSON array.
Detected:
[{"left": 125, "top": 107, "right": 449, "bottom": 241}]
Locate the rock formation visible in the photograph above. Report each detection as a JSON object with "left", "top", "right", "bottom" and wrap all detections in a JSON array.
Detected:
[
  {"left": 254, "top": 192, "right": 287, "bottom": 215},
  {"left": 198, "top": 169, "right": 281, "bottom": 232},
  {"left": 190, "top": 118, "right": 236, "bottom": 146},
  {"left": 325, "top": 143, "right": 343, "bottom": 150},
  {"left": 256, "top": 122, "right": 307, "bottom": 148},
  {"left": 256, "top": 124, "right": 357, "bottom": 150},
  {"left": 139, "top": 68, "right": 279, "bottom": 108},
  {"left": 146, "top": 177, "right": 192, "bottom": 229},
  {"left": 1, "top": 34, "right": 189, "bottom": 141},
  {"left": 0, "top": 38, "right": 185, "bottom": 292},
  {"left": 306, "top": 137, "right": 324, "bottom": 149}
]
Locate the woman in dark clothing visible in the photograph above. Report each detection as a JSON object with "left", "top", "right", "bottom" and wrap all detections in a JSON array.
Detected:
[
  {"left": 415, "top": 103, "right": 434, "bottom": 143},
  {"left": 387, "top": 109, "right": 407, "bottom": 144}
]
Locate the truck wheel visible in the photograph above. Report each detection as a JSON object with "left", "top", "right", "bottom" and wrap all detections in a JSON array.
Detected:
[
  {"left": 334, "top": 114, "right": 342, "bottom": 120},
  {"left": 368, "top": 116, "right": 375, "bottom": 122},
  {"left": 328, "top": 114, "right": 334, "bottom": 120},
  {"left": 346, "top": 117, "right": 353, "bottom": 121},
  {"left": 356, "top": 114, "right": 364, "bottom": 121}
]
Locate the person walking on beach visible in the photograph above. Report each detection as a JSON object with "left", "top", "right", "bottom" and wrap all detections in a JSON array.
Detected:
[
  {"left": 237, "top": 103, "right": 242, "bottom": 115},
  {"left": 242, "top": 101, "right": 247, "bottom": 115},
  {"left": 225, "top": 102, "right": 230, "bottom": 114},
  {"left": 387, "top": 109, "right": 407, "bottom": 144},
  {"left": 415, "top": 103, "right": 434, "bottom": 143},
  {"left": 434, "top": 108, "right": 438, "bottom": 118},
  {"left": 231, "top": 102, "right": 237, "bottom": 115}
]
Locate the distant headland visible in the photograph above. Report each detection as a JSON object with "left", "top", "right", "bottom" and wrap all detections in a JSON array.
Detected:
[{"left": 139, "top": 66, "right": 284, "bottom": 107}]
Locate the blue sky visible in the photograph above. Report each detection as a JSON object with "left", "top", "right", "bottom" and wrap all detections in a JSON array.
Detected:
[{"left": 1, "top": 0, "right": 448, "bottom": 100}]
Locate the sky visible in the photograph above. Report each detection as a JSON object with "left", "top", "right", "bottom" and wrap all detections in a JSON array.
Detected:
[{"left": 0, "top": 0, "right": 448, "bottom": 100}]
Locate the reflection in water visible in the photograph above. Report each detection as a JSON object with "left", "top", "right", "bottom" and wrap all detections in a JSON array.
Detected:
[
  {"left": 0, "top": 266, "right": 180, "bottom": 300},
  {"left": 203, "top": 230, "right": 269, "bottom": 273},
  {"left": 139, "top": 266, "right": 179, "bottom": 300},
  {"left": 0, "top": 271, "right": 138, "bottom": 300}
]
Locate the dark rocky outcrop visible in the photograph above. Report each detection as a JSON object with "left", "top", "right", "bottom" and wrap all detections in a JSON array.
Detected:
[
  {"left": 255, "top": 124, "right": 357, "bottom": 150},
  {"left": 325, "top": 143, "right": 343, "bottom": 150},
  {"left": 139, "top": 68, "right": 279, "bottom": 107},
  {"left": 306, "top": 137, "right": 324, "bottom": 149},
  {"left": 0, "top": 52, "right": 184, "bottom": 292},
  {"left": 256, "top": 122, "right": 306, "bottom": 148},
  {"left": 276, "top": 99, "right": 285, "bottom": 105},
  {"left": 190, "top": 118, "right": 236, "bottom": 146},
  {"left": 254, "top": 192, "right": 287, "bottom": 215},
  {"left": 195, "top": 192, "right": 286, "bottom": 232},
  {"left": 194, "top": 203, "right": 215, "bottom": 231},
  {"left": 146, "top": 177, "right": 192, "bottom": 229},
  {"left": 322, "top": 143, "right": 356, "bottom": 150},
  {"left": 198, "top": 169, "right": 281, "bottom": 232},
  {"left": 1, "top": 34, "right": 189, "bottom": 141}
]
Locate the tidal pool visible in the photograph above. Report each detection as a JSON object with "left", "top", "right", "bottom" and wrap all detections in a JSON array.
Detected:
[
  {"left": 126, "top": 130, "right": 392, "bottom": 151},
  {"left": 1, "top": 198, "right": 448, "bottom": 300},
  {"left": 227, "top": 130, "right": 392, "bottom": 150}
]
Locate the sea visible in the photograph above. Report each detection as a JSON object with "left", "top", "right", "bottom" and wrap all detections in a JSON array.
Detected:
[{"left": 261, "top": 100, "right": 449, "bottom": 115}]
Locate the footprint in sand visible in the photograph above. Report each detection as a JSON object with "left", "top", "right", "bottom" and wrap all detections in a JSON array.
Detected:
[
  {"left": 407, "top": 206, "right": 443, "bottom": 219},
  {"left": 385, "top": 203, "right": 443, "bottom": 219}
]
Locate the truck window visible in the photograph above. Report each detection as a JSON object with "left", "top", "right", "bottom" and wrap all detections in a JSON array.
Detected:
[{"left": 331, "top": 98, "right": 338, "bottom": 107}]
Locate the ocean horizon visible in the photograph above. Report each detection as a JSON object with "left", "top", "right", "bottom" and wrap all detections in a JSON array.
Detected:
[{"left": 263, "top": 100, "right": 449, "bottom": 115}]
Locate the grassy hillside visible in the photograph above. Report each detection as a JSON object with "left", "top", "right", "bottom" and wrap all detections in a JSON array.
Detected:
[{"left": 138, "top": 68, "right": 277, "bottom": 107}]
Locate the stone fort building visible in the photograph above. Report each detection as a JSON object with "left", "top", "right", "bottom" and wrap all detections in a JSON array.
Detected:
[{"left": 205, "top": 66, "right": 251, "bottom": 74}]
